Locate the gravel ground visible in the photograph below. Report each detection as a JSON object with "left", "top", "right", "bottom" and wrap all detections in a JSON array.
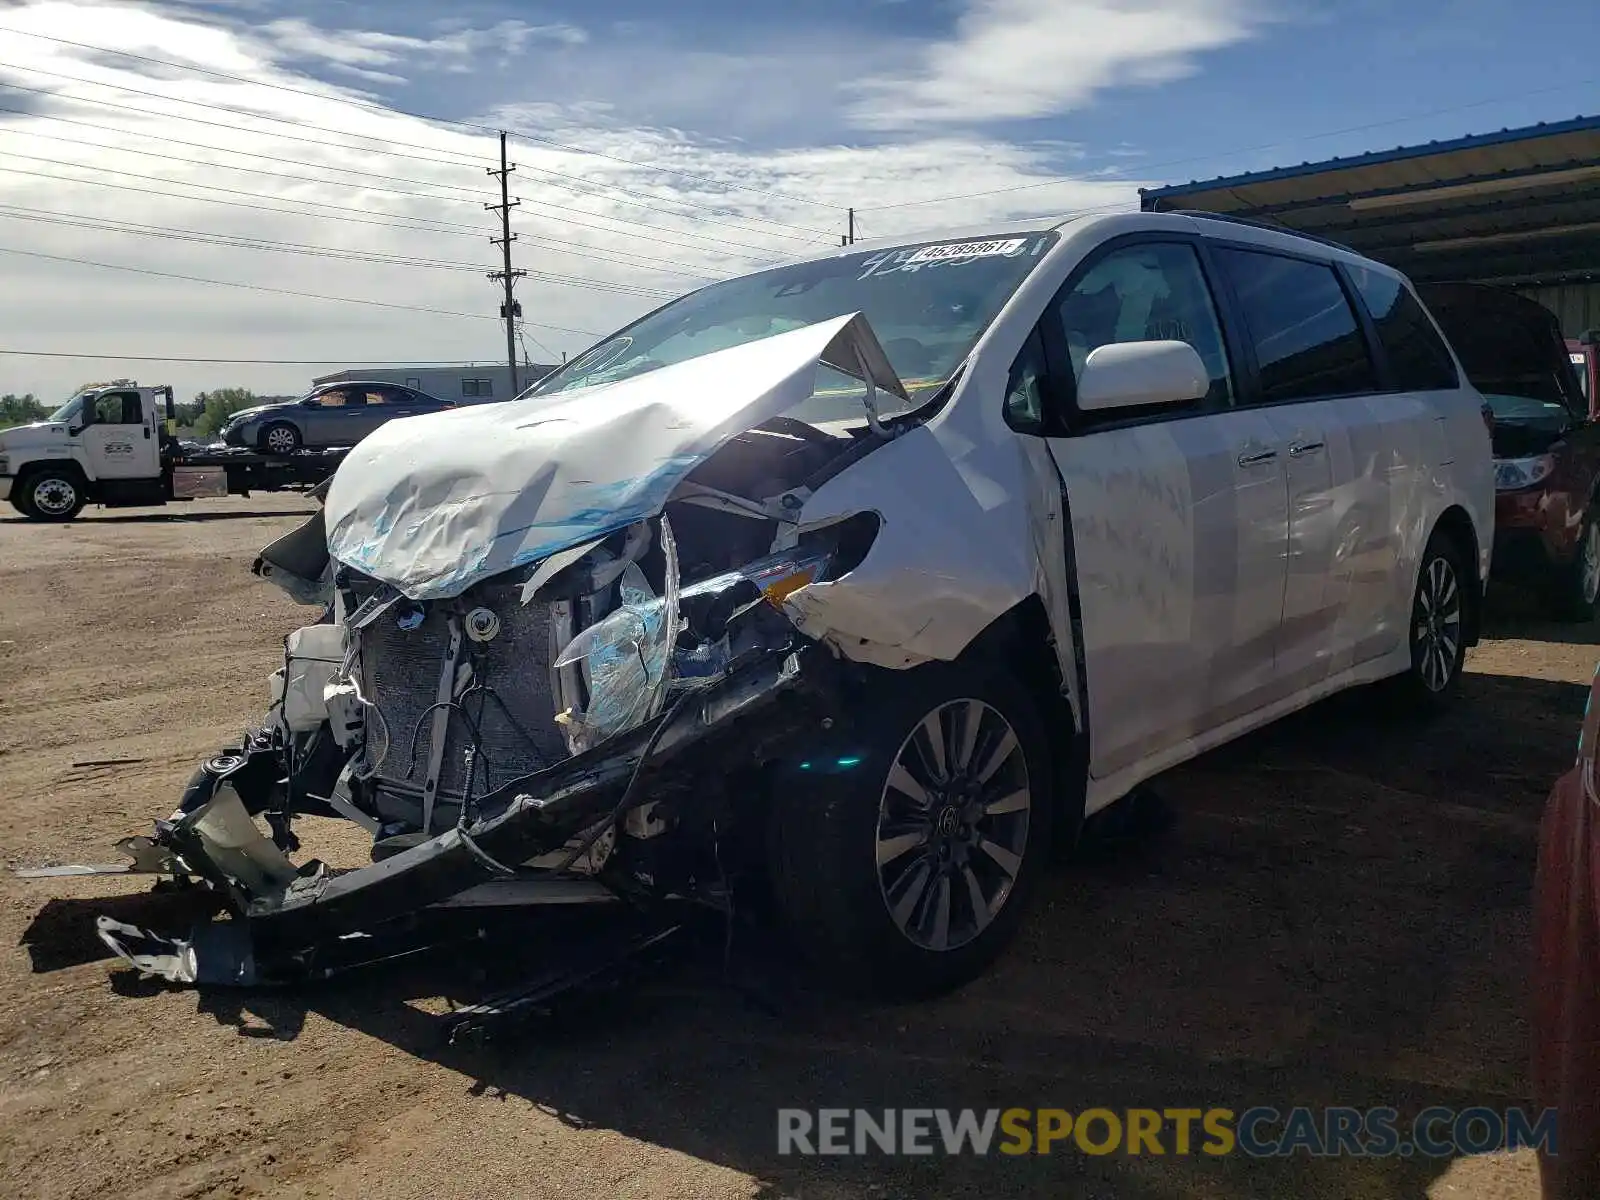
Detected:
[{"left": 0, "top": 494, "right": 1587, "bottom": 1199}]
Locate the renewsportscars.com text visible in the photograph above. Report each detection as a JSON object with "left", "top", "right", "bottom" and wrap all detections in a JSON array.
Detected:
[{"left": 776, "top": 1107, "right": 1558, "bottom": 1158}]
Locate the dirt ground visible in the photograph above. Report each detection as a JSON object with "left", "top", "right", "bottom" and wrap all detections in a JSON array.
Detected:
[{"left": 0, "top": 494, "right": 1589, "bottom": 1199}]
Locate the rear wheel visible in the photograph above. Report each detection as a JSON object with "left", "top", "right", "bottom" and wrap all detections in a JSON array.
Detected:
[
  {"left": 1389, "top": 531, "right": 1468, "bottom": 712},
  {"left": 1545, "top": 503, "right": 1600, "bottom": 623},
  {"left": 23, "top": 469, "right": 85, "bottom": 521},
  {"left": 768, "top": 662, "right": 1054, "bottom": 998},
  {"left": 260, "top": 422, "right": 301, "bottom": 455}
]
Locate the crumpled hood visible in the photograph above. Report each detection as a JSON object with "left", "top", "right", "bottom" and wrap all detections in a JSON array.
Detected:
[{"left": 323, "top": 312, "right": 906, "bottom": 600}]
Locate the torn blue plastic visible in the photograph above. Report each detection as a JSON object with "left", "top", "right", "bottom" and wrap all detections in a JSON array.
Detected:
[{"left": 553, "top": 520, "right": 681, "bottom": 751}]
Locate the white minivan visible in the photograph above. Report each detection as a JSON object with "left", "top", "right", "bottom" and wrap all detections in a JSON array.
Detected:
[{"left": 75, "top": 211, "right": 1496, "bottom": 997}]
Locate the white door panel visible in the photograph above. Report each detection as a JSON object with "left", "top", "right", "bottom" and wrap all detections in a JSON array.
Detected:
[
  {"left": 1050, "top": 409, "right": 1287, "bottom": 779},
  {"left": 81, "top": 391, "right": 160, "bottom": 480},
  {"left": 1261, "top": 402, "right": 1346, "bottom": 690}
]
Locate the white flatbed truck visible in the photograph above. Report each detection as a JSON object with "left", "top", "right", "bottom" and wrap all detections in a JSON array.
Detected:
[{"left": 0, "top": 383, "right": 348, "bottom": 521}]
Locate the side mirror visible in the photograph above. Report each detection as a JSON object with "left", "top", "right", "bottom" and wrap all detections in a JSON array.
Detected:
[
  {"left": 301, "top": 397, "right": 320, "bottom": 407},
  {"left": 1076, "top": 340, "right": 1209, "bottom": 413}
]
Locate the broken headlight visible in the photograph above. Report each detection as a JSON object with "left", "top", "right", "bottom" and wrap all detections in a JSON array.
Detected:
[{"left": 554, "top": 519, "right": 681, "bottom": 750}]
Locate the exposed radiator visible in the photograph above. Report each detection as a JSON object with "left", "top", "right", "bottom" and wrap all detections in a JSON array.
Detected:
[{"left": 354, "top": 580, "right": 569, "bottom": 810}]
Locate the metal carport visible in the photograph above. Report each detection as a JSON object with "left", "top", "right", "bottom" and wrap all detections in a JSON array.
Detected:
[{"left": 1139, "top": 114, "right": 1600, "bottom": 336}]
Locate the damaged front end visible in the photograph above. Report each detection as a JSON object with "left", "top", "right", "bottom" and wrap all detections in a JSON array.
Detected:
[{"left": 37, "top": 315, "right": 908, "bottom": 992}]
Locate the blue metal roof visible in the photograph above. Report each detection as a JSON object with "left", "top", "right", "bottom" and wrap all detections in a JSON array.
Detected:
[
  {"left": 1141, "top": 113, "right": 1600, "bottom": 202},
  {"left": 1137, "top": 113, "right": 1600, "bottom": 289}
]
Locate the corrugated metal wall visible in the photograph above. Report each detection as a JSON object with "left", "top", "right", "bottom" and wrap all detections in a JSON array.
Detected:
[{"left": 1515, "top": 282, "right": 1600, "bottom": 338}]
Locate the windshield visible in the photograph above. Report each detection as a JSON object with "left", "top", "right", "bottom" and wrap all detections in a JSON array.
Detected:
[
  {"left": 47, "top": 395, "right": 84, "bottom": 423},
  {"left": 529, "top": 232, "right": 1060, "bottom": 424},
  {"left": 1483, "top": 392, "right": 1571, "bottom": 435}
]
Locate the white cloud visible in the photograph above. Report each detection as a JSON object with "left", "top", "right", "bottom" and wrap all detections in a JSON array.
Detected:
[
  {"left": 0, "top": 1, "right": 1157, "bottom": 401},
  {"left": 852, "top": 0, "right": 1266, "bottom": 128},
  {"left": 258, "top": 16, "right": 587, "bottom": 79}
]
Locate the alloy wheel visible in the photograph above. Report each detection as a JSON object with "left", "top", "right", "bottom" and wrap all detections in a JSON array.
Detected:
[
  {"left": 875, "top": 698, "right": 1032, "bottom": 953},
  {"left": 32, "top": 477, "right": 77, "bottom": 517},
  {"left": 1414, "top": 555, "right": 1462, "bottom": 693},
  {"left": 265, "top": 426, "right": 298, "bottom": 454},
  {"left": 1581, "top": 523, "right": 1600, "bottom": 606}
]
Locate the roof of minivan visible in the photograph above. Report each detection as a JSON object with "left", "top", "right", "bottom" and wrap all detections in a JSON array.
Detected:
[{"left": 771, "top": 209, "right": 1391, "bottom": 276}]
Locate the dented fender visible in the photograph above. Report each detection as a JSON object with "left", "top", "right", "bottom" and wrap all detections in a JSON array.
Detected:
[{"left": 782, "top": 424, "right": 1041, "bottom": 669}]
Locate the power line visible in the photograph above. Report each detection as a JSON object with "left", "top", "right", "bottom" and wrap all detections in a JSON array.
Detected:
[
  {"left": 512, "top": 166, "right": 835, "bottom": 247},
  {"left": 510, "top": 201, "right": 776, "bottom": 263},
  {"left": 0, "top": 113, "right": 491, "bottom": 208},
  {"left": 0, "top": 26, "right": 842, "bottom": 212},
  {"left": 0, "top": 102, "right": 496, "bottom": 201},
  {"left": 0, "top": 158, "right": 720, "bottom": 280},
  {"left": 0, "top": 146, "right": 728, "bottom": 275},
  {"left": 0, "top": 82, "right": 784, "bottom": 261},
  {"left": 507, "top": 127, "right": 844, "bottom": 210},
  {"left": 0, "top": 204, "right": 680, "bottom": 298},
  {"left": 860, "top": 81, "right": 1600, "bottom": 213},
  {"left": 0, "top": 146, "right": 485, "bottom": 234},
  {"left": 0, "top": 349, "right": 548, "bottom": 364},
  {"left": 0, "top": 103, "right": 819, "bottom": 254},
  {"left": 0, "top": 26, "right": 493, "bottom": 133},
  {"left": 0, "top": 244, "right": 609, "bottom": 335},
  {"left": 0, "top": 75, "right": 485, "bottom": 171},
  {"left": 0, "top": 96, "right": 825, "bottom": 249},
  {"left": 0, "top": 58, "right": 488, "bottom": 167}
]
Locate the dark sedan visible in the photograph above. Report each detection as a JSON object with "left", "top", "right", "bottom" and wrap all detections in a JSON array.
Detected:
[{"left": 220, "top": 382, "right": 456, "bottom": 454}]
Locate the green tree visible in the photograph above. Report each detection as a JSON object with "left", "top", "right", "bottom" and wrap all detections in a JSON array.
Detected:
[
  {"left": 0, "top": 392, "right": 46, "bottom": 430},
  {"left": 191, "top": 388, "right": 259, "bottom": 437}
]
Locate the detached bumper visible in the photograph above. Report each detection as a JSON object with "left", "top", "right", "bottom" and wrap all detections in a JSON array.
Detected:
[{"left": 95, "top": 645, "right": 834, "bottom": 986}]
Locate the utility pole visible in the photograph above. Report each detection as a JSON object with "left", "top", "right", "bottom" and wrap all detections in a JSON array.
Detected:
[
  {"left": 847, "top": 207, "right": 856, "bottom": 245},
  {"left": 487, "top": 131, "right": 526, "bottom": 396}
]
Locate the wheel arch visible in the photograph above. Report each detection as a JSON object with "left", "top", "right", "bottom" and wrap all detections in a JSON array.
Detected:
[
  {"left": 258, "top": 418, "right": 302, "bottom": 449},
  {"left": 954, "top": 594, "right": 1087, "bottom": 846},
  {"left": 14, "top": 459, "right": 91, "bottom": 520},
  {"left": 1431, "top": 503, "right": 1483, "bottom": 647}
]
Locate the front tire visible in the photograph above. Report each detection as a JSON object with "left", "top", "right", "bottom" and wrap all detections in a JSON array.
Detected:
[
  {"left": 260, "top": 422, "right": 301, "bottom": 455},
  {"left": 23, "top": 469, "right": 85, "bottom": 521},
  {"left": 768, "top": 662, "right": 1054, "bottom": 998},
  {"left": 1390, "top": 530, "right": 1468, "bottom": 712}
]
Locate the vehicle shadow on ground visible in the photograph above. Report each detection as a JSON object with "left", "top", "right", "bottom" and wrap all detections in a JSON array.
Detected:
[
  {"left": 1483, "top": 582, "right": 1600, "bottom": 647},
  {"left": 0, "top": 509, "right": 314, "bottom": 526},
  {"left": 38, "top": 667, "right": 1570, "bottom": 1197}
]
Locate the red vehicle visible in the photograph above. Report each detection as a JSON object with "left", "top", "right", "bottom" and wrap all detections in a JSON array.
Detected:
[
  {"left": 1420, "top": 286, "right": 1600, "bottom": 620},
  {"left": 1570, "top": 335, "right": 1598, "bottom": 417}
]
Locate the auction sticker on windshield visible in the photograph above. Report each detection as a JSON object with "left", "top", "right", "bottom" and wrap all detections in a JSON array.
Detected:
[
  {"left": 857, "top": 235, "right": 1047, "bottom": 281},
  {"left": 905, "top": 238, "right": 1029, "bottom": 265}
]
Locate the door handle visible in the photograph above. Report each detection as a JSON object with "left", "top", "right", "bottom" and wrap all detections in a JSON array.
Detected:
[
  {"left": 1288, "top": 440, "right": 1325, "bottom": 458},
  {"left": 1237, "top": 448, "right": 1278, "bottom": 468}
]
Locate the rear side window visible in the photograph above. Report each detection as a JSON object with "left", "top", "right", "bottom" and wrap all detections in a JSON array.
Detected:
[
  {"left": 1348, "top": 266, "right": 1460, "bottom": 391},
  {"left": 1215, "top": 248, "right": 1379, "bottom": 404}
]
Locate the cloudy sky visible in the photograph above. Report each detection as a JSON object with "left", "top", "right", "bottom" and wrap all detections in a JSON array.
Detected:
[{"left": 0, "top": 0, "right": 1592, "bottom": 399}]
